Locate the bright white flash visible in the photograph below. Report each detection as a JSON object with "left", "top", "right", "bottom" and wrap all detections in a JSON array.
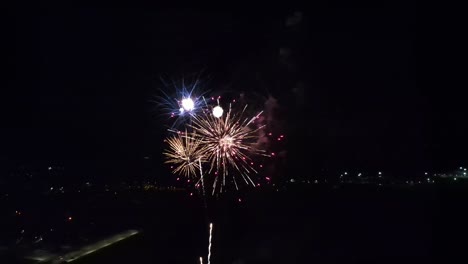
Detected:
[
  {"left": 181, "top": 98, "right": 195, "bottom": 111},
  {"left": 212, "top": 106, "right": 223, "bottom": 118}
]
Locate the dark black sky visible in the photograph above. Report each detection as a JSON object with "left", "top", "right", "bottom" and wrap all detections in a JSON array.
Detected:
[{"left": 3, "top": 5, "right": 466, "bottom": 179}]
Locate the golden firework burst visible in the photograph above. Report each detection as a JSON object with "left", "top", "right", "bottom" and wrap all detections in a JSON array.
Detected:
[{"left": 163, "top": 131, "right": 205, "bottom": 178}]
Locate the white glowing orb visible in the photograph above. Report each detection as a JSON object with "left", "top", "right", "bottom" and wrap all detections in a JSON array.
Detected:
[
  {"left": 212, "top": 106, "right": 224, "bottom": 118},
  {"left": 181, "top": 98, "right": 194, "bottom": 111}
]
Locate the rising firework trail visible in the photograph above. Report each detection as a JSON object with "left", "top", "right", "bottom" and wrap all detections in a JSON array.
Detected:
[{"left": 208, "top": 223, "right": 213, "bottom": 264}]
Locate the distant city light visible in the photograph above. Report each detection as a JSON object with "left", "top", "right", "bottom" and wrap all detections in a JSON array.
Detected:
[
  {"left": 454, "top": 177, "right": 457, "bottom": 181},
  {"left": 460, "top": 167, "right": 463, "bottom": 170}
]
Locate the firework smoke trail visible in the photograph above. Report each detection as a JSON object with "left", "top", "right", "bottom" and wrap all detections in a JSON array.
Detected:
[
  {"left": 163, "top": 131, "right": 204, "bottom": 178},
  {"left": 197, "top": 157, "right": 209, "bottom": 209},
  {"left": 208, "top": 223, "right": 213, "bottom": 264},
  {"left": 197, "top": 157, "right": 206, "bottom": 196},
  {"left": 189, "top": 101, "right": 269, "bottom": 193}
]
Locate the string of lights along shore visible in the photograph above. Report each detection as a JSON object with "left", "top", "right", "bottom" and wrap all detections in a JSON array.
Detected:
[{"left": 160, "top": 84, "right": 281, "bottom": 194}]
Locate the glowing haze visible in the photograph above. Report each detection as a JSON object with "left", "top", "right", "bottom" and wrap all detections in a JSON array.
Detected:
[
  {"left": 212, "top": 105, "right": 223, "bottom": 118},
  {"left": 181, "top": 98, "right": 195, "bottom": 111}
]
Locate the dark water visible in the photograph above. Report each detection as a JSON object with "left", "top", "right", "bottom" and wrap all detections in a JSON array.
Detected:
[{"left": 1, "top": 184, "right": 467, "bottom": 263}]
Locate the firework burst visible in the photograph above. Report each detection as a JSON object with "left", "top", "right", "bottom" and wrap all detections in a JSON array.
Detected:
[
  {"left": 163, "top": 131, "right": 205, "bottom": 178},
  {"left": 155, "top": 77, "right": 209, "bottom": 129},
  {"left": 189, "top": 103, "right": 269, "bottom": 192}
]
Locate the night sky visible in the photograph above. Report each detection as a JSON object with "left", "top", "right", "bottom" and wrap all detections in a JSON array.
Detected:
[{"left": 3, "top": 5, "right": 466, "bottom": 181}]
